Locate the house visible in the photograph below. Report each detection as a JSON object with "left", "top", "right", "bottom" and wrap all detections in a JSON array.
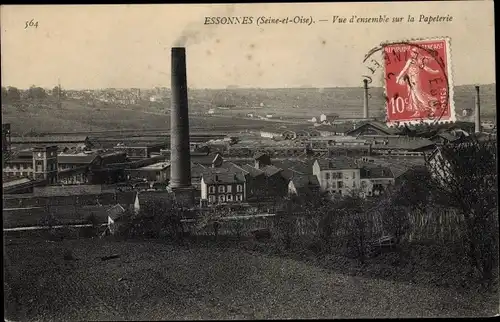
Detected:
[
  {"left": 359, "top": 165, "right": 395, "bottom": 197},
  {"left": 313, "top": 158, "right": 361, "bottom": 196},
  {"left": 288, "top": 174, "right": 320, "bottom": 197},
  {"left": 200, "top": 167, "right": 247, "bottom": 205}
]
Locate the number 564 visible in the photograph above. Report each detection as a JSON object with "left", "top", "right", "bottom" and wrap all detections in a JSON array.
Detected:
[{"left": 25, "top": 19, "right": 39, "bottom": 29}]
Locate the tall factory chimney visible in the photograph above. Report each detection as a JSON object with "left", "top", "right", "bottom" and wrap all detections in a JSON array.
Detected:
[
  {"left": 169, "top": 47, "right": 194, "bottom": 206},
  {"left": 363, "top": 79, "right": 369, "bottom": 119},
  {"left": 474, "top": 85, "right": 481, "bottom": 133}
]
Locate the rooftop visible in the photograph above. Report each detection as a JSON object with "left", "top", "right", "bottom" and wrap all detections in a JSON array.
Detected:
[
  {"left": 3, "top": 177, "right": 32, "bottom": 188},
  {"left": 360, "top": 165, "right": 394, "bottom": 179},
  {"left": 201, "top": 168, "right": 246, "bottom": 184},
  {"left": 138, "top": 162, "right": 171, "bottom": 171},
  {"left": 316, "top": 157, "right": 360, "bottom": 170}
]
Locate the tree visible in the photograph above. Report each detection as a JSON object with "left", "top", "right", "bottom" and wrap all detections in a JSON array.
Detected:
[
  {"left": 27, "top": 85, "right": 47, "bottom": 100},
  {"left": 5, "top": 87, "right": 21, "bottom": 102},
  {"left": 425, "top": 137, "right": 498, "bottom": 286}
]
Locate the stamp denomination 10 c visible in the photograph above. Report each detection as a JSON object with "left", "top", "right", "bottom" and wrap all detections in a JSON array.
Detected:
[{"left": 382, "top": 37, "right": 455, "bottom": 126}]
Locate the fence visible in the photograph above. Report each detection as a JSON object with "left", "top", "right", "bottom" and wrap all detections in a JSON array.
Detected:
[
  {"left": 294, "top": 207, "right": 469, "bottom": 244},
  {"left": 180, "top": 207, "right": 473, "bottom": 245}
]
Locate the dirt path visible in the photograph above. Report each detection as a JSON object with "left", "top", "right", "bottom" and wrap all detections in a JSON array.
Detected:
[{"left": 4, "top": 239, "right": 497, "bottom": 320}]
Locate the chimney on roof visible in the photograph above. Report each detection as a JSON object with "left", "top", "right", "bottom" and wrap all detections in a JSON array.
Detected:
[
  {"left": 474, "top": 85, "right": 481, "bottom": 133},
  {"left": 363, "top": 79, "right": 369, "bottom": 119}
]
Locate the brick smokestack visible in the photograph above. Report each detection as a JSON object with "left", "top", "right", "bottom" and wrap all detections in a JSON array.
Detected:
[
  {"left": 474, "top": 85, "right": 481, "bottom": 133},
  {"left": 170, "top": 47, "right": 192, "bottom": 188},
  {"left": 363, "top": 79, "right": 369, "bottom": 119}
]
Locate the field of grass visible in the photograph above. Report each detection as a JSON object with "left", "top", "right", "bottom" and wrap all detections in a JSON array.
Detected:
[
  {"left": 4, "top": 237, "right": 497, "bottom": 321},
  {"left": 2, "top": 85, "right": 495, "bottom": 136}
]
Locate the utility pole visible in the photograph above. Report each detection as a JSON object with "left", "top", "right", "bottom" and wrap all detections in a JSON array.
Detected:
[{"left": 57, "top": 78, "right": 62, "bottom": 109}]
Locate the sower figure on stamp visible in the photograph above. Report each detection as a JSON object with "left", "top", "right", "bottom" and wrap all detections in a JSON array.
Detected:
[{"left": 396, "top": 47, "right": 440, "bottom": 118}]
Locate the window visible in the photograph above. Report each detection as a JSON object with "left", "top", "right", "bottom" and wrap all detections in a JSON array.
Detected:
[
  {"left": 332, "top": 181, "right": 337, "bottom": 189},
  {"left": 353, "top": 172, "right": 356, "bottom": 179},
  {"left": 325, "top": 172, "right": 330, "bottom": 180},
  {"left": 353, "top": 181, "right": 356, "bottom": 188},
  {"left": 236, "top": 194, "right": 243, "bottom": 201},
  {"left": 209, "top": 195, "right": 215, "bottom": 203},
  {"left": 237, "top": 185, "right": 243, "bottom": 192},
  {"left": 338, "top": 181, "right": 343, "bottom": 188},
  {"left": 226, "top": 185, "right": 232, "bottom": 193},
  {"left": 219, "top": 185, "right": 225, "bottom": 193},
  {"left": 209, "top": 186, "right": 215, "bottom": 193},
  {"left": 227, "top": 194, "right": 233, "bottom": 202},
  {"left": 219, "top": 195, "right": 226, "bottom": 202}
]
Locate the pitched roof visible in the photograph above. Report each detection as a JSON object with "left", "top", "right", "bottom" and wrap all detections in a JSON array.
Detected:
[
  {"left": 361, "top": 165, "right": 394, "bottom": 179},
  {"left": 314, "top": 123, "right": 355, "bottom": 133},
  {"left": 260, "top": 165, "right": 283, "bottom": 177},
  {"left": 280, "top": 168, "right": 303, "bottom": 181},
  {"left": 315, "top": 157, "right": 360, "bottom": 170},
  {"left": 58, "top": 153, "right": 99, "bottom": 164},
  {"left": 272, "top": 159, "right": 311, "bottom": 174},
  {"left": 220, "top": 161, "right": 250, "bottom": 175},
  {"left": 365, "top": 136, "right": 435, "bottom": 151},
  {"left": 345, "top": 121, "right": 401, "bottom": 136},
  {"left": 3, "top": 178, "right": 32, "bottom": 188},
  {"left": 240, "top": 164, "right": 265, "bottom": 177},
  {"left": 290, "top": 174, "right": 320, "bottom": 188},
  {"left": 434, "top": 132, "right": 461, "bottom": 142},
  {"left": 191, "top": 152, "right": 223, "bottom": 165},
  {"left": 201, "top": 168, "right": 246, "bottom": 184}
]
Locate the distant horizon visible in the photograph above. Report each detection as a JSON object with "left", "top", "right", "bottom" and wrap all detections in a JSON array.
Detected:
[{"left": 2, "top": 82, "right": 496, "bottom": 92}]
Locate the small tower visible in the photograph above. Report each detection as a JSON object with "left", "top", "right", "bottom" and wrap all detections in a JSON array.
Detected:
[{"left": 32, "top": 145, "right": 58, "bottom": 184}]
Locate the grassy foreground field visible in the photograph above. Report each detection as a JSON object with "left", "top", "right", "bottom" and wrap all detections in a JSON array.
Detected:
[{"left": 4, "top": 237, "right": 497, "bottom": 320}]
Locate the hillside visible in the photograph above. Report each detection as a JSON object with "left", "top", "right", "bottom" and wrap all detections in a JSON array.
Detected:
[{"left": 2, "top": 84, "right": 495, "bottom": 136}]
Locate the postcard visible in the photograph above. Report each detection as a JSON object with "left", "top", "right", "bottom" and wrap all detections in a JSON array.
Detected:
[{"left": 2, "top": 1, "right": 497, "bottom": 321}]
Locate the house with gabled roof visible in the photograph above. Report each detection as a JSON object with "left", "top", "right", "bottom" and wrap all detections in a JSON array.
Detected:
[
  {"left": 313, "top": 157, "right": 361, "bottom": 196},
  {"left": 200, "top": 167, "right": 247, "bottom": 205}
]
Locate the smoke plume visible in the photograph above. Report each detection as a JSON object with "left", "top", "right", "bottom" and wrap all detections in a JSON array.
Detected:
[{"left": 173, "top": 5, "right": 235, "bottom": 47}]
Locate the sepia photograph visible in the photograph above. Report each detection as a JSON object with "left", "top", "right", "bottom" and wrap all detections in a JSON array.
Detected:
[{"left": 2, "top": 1, "right": 498, "bottom": 320}]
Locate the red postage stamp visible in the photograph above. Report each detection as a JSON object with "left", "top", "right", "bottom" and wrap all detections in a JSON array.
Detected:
[{"left": 383, "top": 38, "right": 455, "bottom": 125}]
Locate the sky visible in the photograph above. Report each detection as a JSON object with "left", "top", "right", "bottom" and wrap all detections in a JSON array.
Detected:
[{"left": 0, "top": 1, "right": 495, "bottom": 89}]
